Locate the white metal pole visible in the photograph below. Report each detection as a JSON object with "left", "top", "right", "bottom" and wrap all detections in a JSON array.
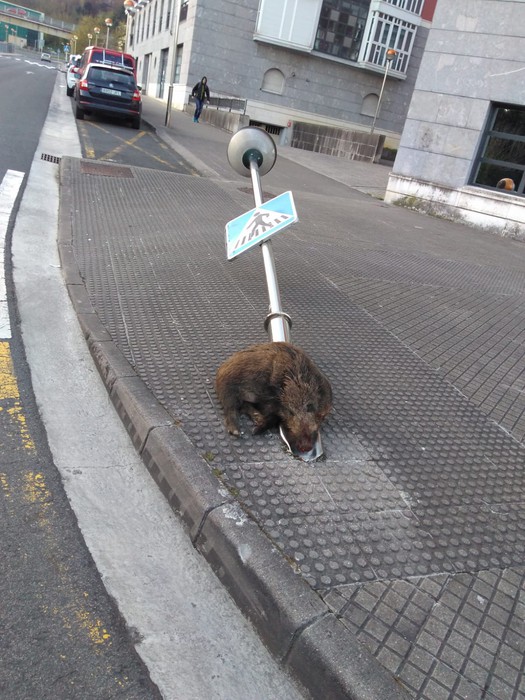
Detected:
[
  {"left": 370, "top": 60, "right": 391, "bottom": 135},
  {"left": 249, "top": 160, "right": 291, "bottom": 342}
]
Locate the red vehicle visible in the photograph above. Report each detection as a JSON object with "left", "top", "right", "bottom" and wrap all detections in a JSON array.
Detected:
[{"left": 77, "top": 47, "right": 136, "bottom": 78}]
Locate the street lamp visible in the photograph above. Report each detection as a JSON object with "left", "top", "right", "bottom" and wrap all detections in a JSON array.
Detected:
[
  {"left": 87, "top": 32, "right": 92, "bottom": 45},
  {"left": 72, "top": 34, "right": 78, "bottom": 53},
  {"left": 370, "top": 48, "right": 397, "bottom": 135},
  {"left": 93, "top": 26, "right": 100, "bottom": 47},
  {"left": 105, "top": 18, "right": 113, "bottom": 49}
]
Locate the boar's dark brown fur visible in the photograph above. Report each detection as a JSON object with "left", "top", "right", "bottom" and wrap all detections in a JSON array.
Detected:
[{"left": 215, "top": 342, "right": 332, "bottom": 453}]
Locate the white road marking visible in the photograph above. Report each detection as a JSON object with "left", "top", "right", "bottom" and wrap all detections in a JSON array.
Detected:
[{"left": 0, "top": 170, "right": 24, "bottom": 338}]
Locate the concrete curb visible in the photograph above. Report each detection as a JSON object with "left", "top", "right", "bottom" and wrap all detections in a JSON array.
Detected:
[{"left": 57, "top": 156, "right": 410, "bottom": 700}]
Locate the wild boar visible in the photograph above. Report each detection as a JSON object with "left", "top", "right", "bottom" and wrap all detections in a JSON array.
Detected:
[{"left": 215, "top": 342, "right": 332, "bottom": 453}]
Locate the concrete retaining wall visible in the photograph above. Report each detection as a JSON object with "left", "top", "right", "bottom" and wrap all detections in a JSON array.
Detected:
[
  {"left": 386, "top": 174, "right": 525, "bottom": 241},
  {"left": 290, "top": 122, "right": 385, "bottom": 163}
]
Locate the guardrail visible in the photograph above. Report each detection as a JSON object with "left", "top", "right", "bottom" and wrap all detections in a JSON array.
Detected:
[
  {"left": 44, "top": 16, "right": 76, "bottom": 30},
  {"left": 190, "top": 94, "right": 246, "bottom": 115}
]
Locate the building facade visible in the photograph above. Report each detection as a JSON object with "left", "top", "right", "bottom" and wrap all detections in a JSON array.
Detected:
[
  {"left": 385, "top": 0, "right": 525, "bottom": 239},
  {"left": 124, "top": 0, "right": 436, "bottom": 148}
]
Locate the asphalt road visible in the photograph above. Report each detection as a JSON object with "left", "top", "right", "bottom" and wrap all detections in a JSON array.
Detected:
[
  {"left": 0, "top": 51, "right": 163, "bottom": 700},
  {"left": 66, "top": 81, "right": 196, "bottom": 173}
]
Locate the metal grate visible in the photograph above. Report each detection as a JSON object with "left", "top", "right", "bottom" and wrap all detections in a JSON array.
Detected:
[
  {"left": 249, "top": 120, "right": 283, "bottom": 136},
  {"left": 80, "top": 161, "right": 134, "bottom": 178},
  {"left": 41, "top": 153, "right": 61, "bottom": 164}
]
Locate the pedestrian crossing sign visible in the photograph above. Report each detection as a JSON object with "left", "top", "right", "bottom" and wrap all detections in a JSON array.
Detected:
[{"left": 225, "top": 191, "right": 298, "bottom": 260}]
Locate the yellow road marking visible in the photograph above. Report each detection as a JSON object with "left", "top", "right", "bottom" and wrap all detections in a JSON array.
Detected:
[
  {"left": 0, "top": 342, "right": 19, "bottom": 399},
  {"left": 23, "top": 471, "right": 52, "bottom": 526},
  {"left": 89, "top": 121, "right": 176, "bottom": 167},
  {"left": 0, "top": 341, "right": 35, "bottom": 450},
  {"left": 7, "top": 404, "right": 34, "bottom": 450},
  {"left": 100, "top": 130, "right": 146, "bottom": 160},
  {"left": 0, "top": 472, "right": 10, "bottom": 498},
  {"left": 78, "top": 122, "right": 96, "bottom": 159},
  {"left": 0, "top": 342, "right": 117, "bottom": 659},
  {"left": 21, "top": 468, "right": 114, "bottom": 649},
  {"left": 75, "top": 608, "right": 112, "bottom": 646}
]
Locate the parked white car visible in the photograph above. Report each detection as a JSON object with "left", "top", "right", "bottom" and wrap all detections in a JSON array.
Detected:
[
  {"left": 66, "top": 55, "right": 81, "bottom": 96},
  {"left": 40, "top": 52, "right": 51, "bottom": 62}
]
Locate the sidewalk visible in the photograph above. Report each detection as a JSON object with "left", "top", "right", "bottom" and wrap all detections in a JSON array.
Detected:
[
  {"left": 59, "top": 94, "right": 525, "bottom": 700},
  {"left": 147, "top": 95, "right": 392, "bottom": 197}
]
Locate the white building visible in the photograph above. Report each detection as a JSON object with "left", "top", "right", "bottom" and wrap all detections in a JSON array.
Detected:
[{"left": 385, "top": 0, "right": 525, "bottom": 239}]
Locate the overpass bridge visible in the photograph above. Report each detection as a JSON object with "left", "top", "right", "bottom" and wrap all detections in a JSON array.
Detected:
[{"left": 0, "top": 3, "right": 75, "bottom": 42}]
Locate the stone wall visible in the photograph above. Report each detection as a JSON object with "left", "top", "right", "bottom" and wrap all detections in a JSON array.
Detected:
[{"left": 290, "top": 122, "right": 385, "bottom": 163}]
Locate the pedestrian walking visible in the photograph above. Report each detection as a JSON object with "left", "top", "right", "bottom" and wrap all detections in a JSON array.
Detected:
[{"left": 191, "top": 76, "right": 210, "bottom": 123}]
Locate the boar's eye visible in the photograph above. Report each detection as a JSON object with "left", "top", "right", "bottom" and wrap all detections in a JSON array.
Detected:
[{"left": 306, "top": 403, "right": 316, "bottom": 413}]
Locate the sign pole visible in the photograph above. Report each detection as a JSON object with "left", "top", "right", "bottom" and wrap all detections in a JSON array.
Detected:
[
  {"left": 226, "top": 127, "right": 323, "bottom": 461},
  {"left": 248, "top": 159, "right": 290, "bottom": 342}
]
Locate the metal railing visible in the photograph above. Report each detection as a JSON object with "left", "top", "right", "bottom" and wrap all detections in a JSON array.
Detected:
[
  {"left": 44, "top": 16, "right": 76, "bottom": 30},
  {"left": 190, "top": 93, "right": 246, "bottom": 114}
]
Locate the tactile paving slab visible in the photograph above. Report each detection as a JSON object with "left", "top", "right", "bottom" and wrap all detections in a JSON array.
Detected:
[
  {"left": 67, "top": 159, "right": 525, "bottom": 699},
  {"left": 324, "top": 567, "right": 525, "bottom": 700}
]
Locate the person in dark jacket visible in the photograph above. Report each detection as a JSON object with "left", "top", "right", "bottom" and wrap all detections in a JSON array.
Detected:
[{"left": 191, "top": 76, "right": 210, "bottom": 123}]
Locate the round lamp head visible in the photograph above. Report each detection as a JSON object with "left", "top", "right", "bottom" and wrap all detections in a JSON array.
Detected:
[
  {"left": 386, "top": 48, "right": 397, "bottom": 62},
  {"left": 227, "top": 127, "right": 277, "bottom": 177}
]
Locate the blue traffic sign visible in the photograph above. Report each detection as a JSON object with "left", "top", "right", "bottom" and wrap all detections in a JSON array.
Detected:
[{"left": 225, "top": 191, "right": 298, "bottom": 260}]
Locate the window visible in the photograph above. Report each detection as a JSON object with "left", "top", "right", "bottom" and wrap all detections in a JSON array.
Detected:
[
  {"left": 471, "top": 103, "right": 525, "bottom": 196},
  {"left": 261, "top": 68, "right": 285, "bottom": 94},
  {"left": 361, "top": 92, "right": 378, "bottom": 117},
  {"left": 89, "top": 67, "right": 135, "bottom": 87},
  {"left": 166, "top": 0, "right": 171, "bottom": 29},
  {"left": 358, "top": 10, "right": 417, "bottom": 74},
  {"left": 256, "top": 0, "right": 418, "bottom": 75},
  {"left": 152, "top": 0, "right": 157, "bottom": 34},
  {"left": 180, "top": 1, "right": 188, "bottom": 21},
  {"left": 314, "top": 0, "right": 369, "bottom": 61},
  {"left": 383, "top": 0, "right": 423, "bottom": 13},
  {"left": 173, "top": 43, "right": 183, "bottom": 83},
  {"left": 255, "top": 0, "right": 322, "bottom": 50}
]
